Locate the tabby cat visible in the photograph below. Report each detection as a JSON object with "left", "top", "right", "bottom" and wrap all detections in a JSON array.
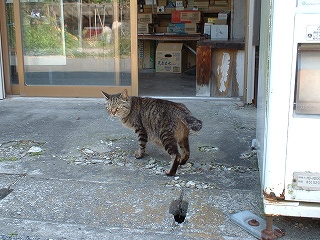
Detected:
[{"left": 102, "top": 89, "right": 202, "bottom": 176}]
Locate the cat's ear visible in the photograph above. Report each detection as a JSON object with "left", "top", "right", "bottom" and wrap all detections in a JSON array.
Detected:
[
  {"left": 120, "top": 89, "right": 129, "bottom": 101},
  {"left": 101, "top": 91, "right": 110, "bottom": 99}
]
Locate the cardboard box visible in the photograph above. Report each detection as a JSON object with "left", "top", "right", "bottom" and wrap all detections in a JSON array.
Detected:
[
  {"left": 158, "top": 0, "right": 167, "bottom": 6},
  {"left": 167, "top": 23, "right": 198, "bottom": 34},
  {"left": 193, "top": 0, "right": 209, "bottom": 10},
  {"left": 218, "top": 10, "right": 230, "bottom": 20},
  {"left": 207, "top": 17, "right": 218, "bottom": 23},
  {"left": 138, "top": 13, "right": 153, "bottom": 23},
  {"left": 159, "top": 18, "right": 171, "bottom": 27},
  {"left": 138, "top": 23, "right": 152, "bottom": 34},
  {"left": 184, "top": 23, "right": 198, "bottom": 33},
  {"left": 171, "top": 10, "right": 201, "bottom": 23},
  {"left": 215, "top": 19, "right": 227, "bottom": 25},
  {"left": 167, "top": 23, "right": 199, "bottom": 34},
  {"left": 143, "top": 5, "right": 158, "bottom": 13},
  {"left": 145, "top": 0, "right": 157, "bottom": 4},
  {"left": 175, "top": 1, "right": 184, "bottom": 7},
  {"left": 211, "top": 25, "right": 228, "bottom": 39},
  {"left": 138, "top": 40, "right": 156, "bottom": 69},
  {"left": 204, "top": 23, "right": 212, "bottom": 36},
  {"left": 207, "top": 18, "right": 227, "bottom": 25},
  {"left": 165, "top": 7, "right": 174, "bottom": 13},
  {"left": 167, "top": 23, "right": 185, "bottom": 34},
  {"left": 156, "top": 43, "right": 187, "bottom": 73},
  {"left": 155, "top": 26, "right": 168, "bottom": 33}
]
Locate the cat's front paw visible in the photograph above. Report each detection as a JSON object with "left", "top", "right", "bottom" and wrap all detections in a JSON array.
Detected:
[{"left": 134, "top": 149, "right": 144, "bottom": 159}]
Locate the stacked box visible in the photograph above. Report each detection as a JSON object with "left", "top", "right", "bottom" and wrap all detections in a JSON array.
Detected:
[
  {"left": 138, "top": 23, "right": 153, "bottom": 33},
  {"left": 143, "top": 5, "right": 157, "bottom": 13},
  {"left": 207, "top": 17, "right": 227, "bottom": 24},
  {"left": 204, "top": 23, "right": 211, "bottom": 36},
  {"left": 211, "top": 24, "right": 228, "bottom": 39},
  {"left": 205, "top": 10, "right": 230, "bottom": 39},
  {"left": 138, "top": 13, "right": 153, "bottom": 23},
  {"left": 184, "top": 23, "right": 199, "bottom": 33},
  {"left": 193, "top": 0, "right": 209, "bottom": 10},
  {"left": 158, "top": 0, "right": 167, "bottom": 6},
  {"left": 156, "top": 43, "right": 187, "bottom": 73},
  {"left": 171, "top": 10, "right": 202, "bottom": 23},
  {"left": 155, "top": 26, "right": 168, "bottom": 33},
  {"left": 218, "top": 10, "right": 231, "bottom": 20},
  {"left": 138, "top": 40, "right": 156, "bottom": 69},
  {"left": 167, "top": 23, "right": 185, "bottom": 34},
  {"left": 210, "top": 10, "right": 230, "bottom": 39},
  {"left": 167, "top": 23, "right": 199, "bottom": 34}
]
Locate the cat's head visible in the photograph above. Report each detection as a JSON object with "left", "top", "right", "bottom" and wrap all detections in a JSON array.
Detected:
[{"left": 102, "top": 89, "right": 131, "bottom": 118}]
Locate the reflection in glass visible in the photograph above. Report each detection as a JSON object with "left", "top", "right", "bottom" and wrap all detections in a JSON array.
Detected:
[
  {"left": 295, "top": 43, "right": 320, "bottom": 115},
  {"left": 5, "top": 2, "right": 18, "bottom": 84},
  {"left": 20, "top": 0, "right": 131, "bottom": 86}
]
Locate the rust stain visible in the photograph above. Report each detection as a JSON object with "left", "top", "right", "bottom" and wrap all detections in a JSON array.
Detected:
[
  {"left": 196, "top": 46, "right": 212, "bottom": 86},
  {"left": 263, "top": 189, "right": 285, "bottom": 201}
]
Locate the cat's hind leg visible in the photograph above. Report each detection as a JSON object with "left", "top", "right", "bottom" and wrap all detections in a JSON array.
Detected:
[
  {"left": 165, "top": 152, "right": 181, "bottom": 176},
  {"left": 134, "top": 128, "right": 148, "bottom": 159},
  {"left": 161, "top": 134, "right": 181, "bottom": 176},
  {"left": 179, "top": 136, "right": 190, "bottom": 165},
  {"left": 175, "top": 124, "right": 190, "bottom": 165}
]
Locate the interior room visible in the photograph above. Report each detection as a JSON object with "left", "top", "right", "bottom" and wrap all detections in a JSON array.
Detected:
[{"left": 137, "top": 0, "right": 248, "bottom": 98}]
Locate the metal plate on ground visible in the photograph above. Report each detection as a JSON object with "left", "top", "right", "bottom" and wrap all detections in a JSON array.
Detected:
[
  {"left": 0, "top": 188, "right": 13, "bottom": 200},
  {"left": 230, "top": 210, "right": 281, "bottom": 239}
]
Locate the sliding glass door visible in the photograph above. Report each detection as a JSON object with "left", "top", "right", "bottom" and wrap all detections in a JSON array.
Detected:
[{"left": 2, "top": 0, "right": 137, "bottom": 97}]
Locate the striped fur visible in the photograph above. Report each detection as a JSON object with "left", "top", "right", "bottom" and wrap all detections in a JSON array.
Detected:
[{"left": 102, "top": 89, "right": 202, "bottom": 176}]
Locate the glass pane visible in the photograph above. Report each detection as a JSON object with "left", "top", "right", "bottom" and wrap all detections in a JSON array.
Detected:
[
  {"left": 295, "top": 43, "right": 320, "bottom": 115},
  {"left": 20, "top": 0, "right": 131, "bottom": 86},
  {"left": 5, "top": 2, "right": 19, "bottom": 85}
]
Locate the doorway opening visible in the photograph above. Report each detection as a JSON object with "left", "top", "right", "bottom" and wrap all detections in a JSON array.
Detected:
[
  {"left": 137, "top": 39, "right": 198, "bottom": 98},
  {"left": 138, "top": 69, "right": 196, "bottom": 97}
]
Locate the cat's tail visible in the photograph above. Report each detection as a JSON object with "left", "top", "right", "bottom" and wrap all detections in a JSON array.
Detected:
[{"left": 185, "top": 116, "right": 202, "bottom": 131}]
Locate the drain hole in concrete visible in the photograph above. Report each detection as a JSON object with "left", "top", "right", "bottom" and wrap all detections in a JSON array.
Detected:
[
  {"left": 169, "top": 199, "right": 188, "bottom": 224},
  {"left": 174, "top": 214, "right": 186, "bottom": 224},
  {"left": 0, "top": 188, "right": 13, "bottom": 200}
]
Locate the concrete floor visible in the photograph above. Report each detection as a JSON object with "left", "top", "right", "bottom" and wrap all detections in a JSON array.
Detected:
[
  {"left": 1, "top": 97, "right": 257, "bottom": 239},
  {"left": 1, "top": 97, "right": 320, "bottom": 239},
  {"left": 139, "top": 70, "right": 196, "bottom": 97}
]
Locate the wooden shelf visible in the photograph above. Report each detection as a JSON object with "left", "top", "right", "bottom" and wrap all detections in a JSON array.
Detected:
[
  {"left": 197, "top": 38, "right": 245, "bottom": 49},
  {"left": 138, "top": 33, "right": 206, "bottom": 41}
]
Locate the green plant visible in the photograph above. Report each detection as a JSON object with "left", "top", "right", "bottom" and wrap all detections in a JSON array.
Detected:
[
  {"left": 23, "top": 24, "right": 64, "bottom": 55},
  {"left": 20, "top": 0, "right": 131, "bottom": 58},
  {"left": 119, "top": 36, "right": 131, "bottom": 57},
  {"left": 0, "top": 157, "right": 19, "bottom": 162}
]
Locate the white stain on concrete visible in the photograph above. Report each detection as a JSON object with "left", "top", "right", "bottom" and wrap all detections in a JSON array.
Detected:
[{"left": 217, "top": 52, "right": 230, "bottom": 92}]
